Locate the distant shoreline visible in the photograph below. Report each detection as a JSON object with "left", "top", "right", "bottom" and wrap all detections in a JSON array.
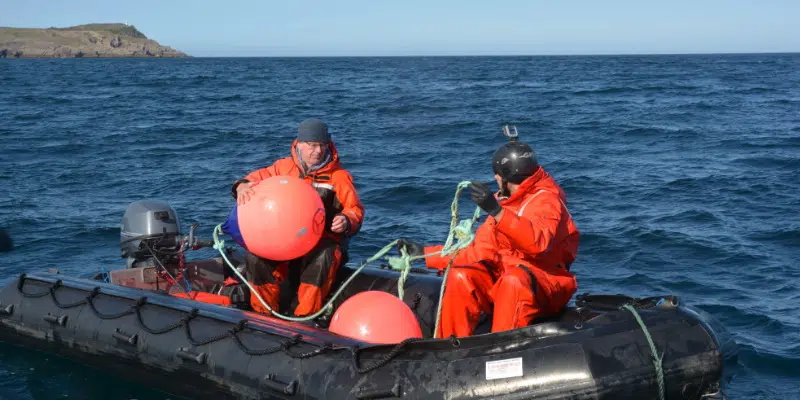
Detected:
[{"left": 0, "top": 23, "right": 188, "bottom": 58}]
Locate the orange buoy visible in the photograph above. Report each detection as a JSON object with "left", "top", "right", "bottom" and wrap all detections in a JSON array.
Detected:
[
  {"left": 329, "top": 291, "right": 423, "bottom": 344},
  {"left": 236, "top": 176, "right": 326, "bottom": 261}
]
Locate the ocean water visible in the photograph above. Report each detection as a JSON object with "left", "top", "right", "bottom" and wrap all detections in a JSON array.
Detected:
[{"left": 1, "top": 54, "right": 799, "bottom": 399}]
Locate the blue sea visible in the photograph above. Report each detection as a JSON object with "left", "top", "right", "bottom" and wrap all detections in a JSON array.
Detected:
[{"left": 1, "top": 54, "right": 799, "bottom": 399}]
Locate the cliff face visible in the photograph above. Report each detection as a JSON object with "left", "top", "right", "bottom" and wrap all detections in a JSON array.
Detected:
[{"left": 0, "top": 24, "right": 189, "bottom": 58}]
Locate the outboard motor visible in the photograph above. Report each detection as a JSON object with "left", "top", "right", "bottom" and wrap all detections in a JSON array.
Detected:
[
  {"left": 113, "top": 199, "right": 249, "bottom": 304},
  {"left": 120, "top": 199, "right": 183, "bottom": 271}
]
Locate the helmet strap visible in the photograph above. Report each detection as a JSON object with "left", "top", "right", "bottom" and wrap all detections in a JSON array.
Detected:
[{"left": 498, "top": 180, "right": 511, "bottom": 198}]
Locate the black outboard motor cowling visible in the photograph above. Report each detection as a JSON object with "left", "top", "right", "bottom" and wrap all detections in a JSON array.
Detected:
[{"left": 120, "top": 200, "right": 182, "bottom": 270}]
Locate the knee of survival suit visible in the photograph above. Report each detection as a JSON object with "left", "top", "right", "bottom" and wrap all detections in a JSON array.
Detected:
[
  {"left": 293, "top": 239, "right": 343, "bottom": 317},
  {"left": 491, "top": 266, "right": 539, "bottom": 332},
  {"left": 439, "top": 263, "right": 495, "bottom": 338}
]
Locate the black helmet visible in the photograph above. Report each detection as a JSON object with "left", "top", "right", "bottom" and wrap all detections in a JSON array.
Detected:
[{"left": 492, "top": 141, "right": 538, "bottom": 184}]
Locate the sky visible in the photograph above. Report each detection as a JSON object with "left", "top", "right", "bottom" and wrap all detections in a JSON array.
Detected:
[{"left": 2, "top": 0, "right": 798, "bottom": 57}]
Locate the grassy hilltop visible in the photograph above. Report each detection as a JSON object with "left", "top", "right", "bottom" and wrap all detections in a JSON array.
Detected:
[{"left": 0, "top": 23, "right": 189, "bottom": 58}]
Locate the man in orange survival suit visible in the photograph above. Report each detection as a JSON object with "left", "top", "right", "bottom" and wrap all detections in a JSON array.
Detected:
[
  {"left": 231, "top": 118, "right": 365, "bottom": 317},
  {"left": 398, "top": 136, "right": 579, "bottom": 338}
]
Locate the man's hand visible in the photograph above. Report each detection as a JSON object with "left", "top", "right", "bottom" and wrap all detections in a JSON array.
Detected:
[
  {"left": 469, "top": 181, "right": 503, "bottom": 217},
  {"left": 236, "top": 182, "right": 255, "bottom": 205},
  {"left": 331, "top": 214, "right": 350, "bottom": 233}
]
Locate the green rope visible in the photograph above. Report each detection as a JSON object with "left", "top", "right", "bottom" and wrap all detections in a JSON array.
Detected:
[
  {"left": 621, "top": 304, "right": 665, "bottom": 400},
  {"left": 430, "top": 257, "right": 460, "bottom": 338},
  {"left": 213, "top": 225, "right": 402, "bottom": 322},
  {"left": 212, "top": 180, "right": 482, "bottom": 331},
  {"left": 385, "top": 180, "right": 480, "bottom": 338}
]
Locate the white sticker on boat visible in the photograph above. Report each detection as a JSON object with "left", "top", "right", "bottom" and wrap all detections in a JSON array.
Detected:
[{"left": 485, "top": 357, "right": 523, "bottom": 380}]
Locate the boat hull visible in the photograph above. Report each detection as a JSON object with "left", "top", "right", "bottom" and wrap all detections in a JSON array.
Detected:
[{"left": 0, "top": 263, "right": 737, "bottom": 399}]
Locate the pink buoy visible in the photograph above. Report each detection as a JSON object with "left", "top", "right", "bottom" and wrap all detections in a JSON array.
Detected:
[
  {"left": 329, "top": 291, "right": 423, "bottom": 344},
  {"left": 237, "top": 176, "right": 326, "bottom": 261}
]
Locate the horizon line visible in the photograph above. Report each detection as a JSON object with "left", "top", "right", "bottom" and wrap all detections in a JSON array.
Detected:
[
  {"left": 167, "top": 49, "right": 800, "bottom": 58},
  {"left": 4, "top": 51, "right": 798, "bottom": 59}
]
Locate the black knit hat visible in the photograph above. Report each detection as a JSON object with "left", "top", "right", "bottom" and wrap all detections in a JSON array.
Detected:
[{"left": 297, "top": 118, "right": 330, "bottom": 143}]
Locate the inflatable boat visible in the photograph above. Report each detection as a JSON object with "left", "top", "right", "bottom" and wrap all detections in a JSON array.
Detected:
[{"left": 0, "top": 200, "right": 738, "bottom": 399}]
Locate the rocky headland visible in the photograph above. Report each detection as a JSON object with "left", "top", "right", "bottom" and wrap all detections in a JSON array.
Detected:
[{"left": 0, "top": 23, "right": 189, "bottom": 58}]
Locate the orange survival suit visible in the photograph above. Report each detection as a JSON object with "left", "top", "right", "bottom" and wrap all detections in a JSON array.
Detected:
[
  {"left": 420, "top": 167, "right": 579, "bottom": 338},
  {"left": 231, "top": 139, "right": 364, "bottom": 317}
]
